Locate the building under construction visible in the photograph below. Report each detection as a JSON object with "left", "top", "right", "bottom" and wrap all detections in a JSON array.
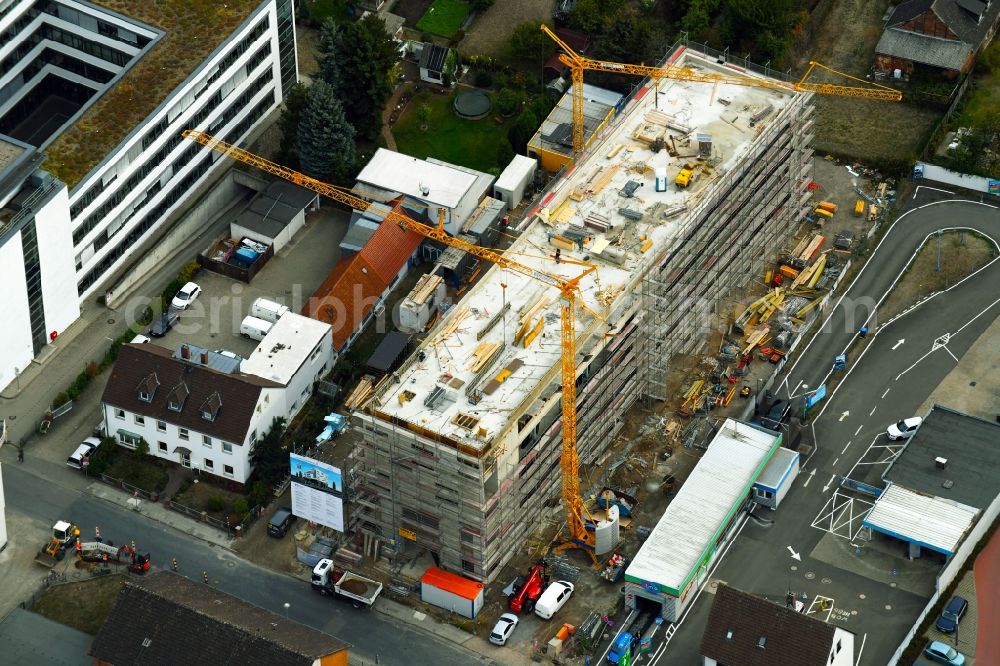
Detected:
[{"left": 350, "top": 42, "right": 815, "bottom": 582}]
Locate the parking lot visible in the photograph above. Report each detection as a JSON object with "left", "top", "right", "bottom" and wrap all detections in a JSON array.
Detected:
[{"left": 145, "top": 206, "right": 349, "bottom": 358}]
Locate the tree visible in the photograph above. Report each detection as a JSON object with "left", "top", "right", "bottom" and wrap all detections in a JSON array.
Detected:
[
  {"left": 134, "top": 438, "right": 150, "bottom": 459},
  {"left": 317, "top": 15, "right": 400, "bottom": 141},
  {"left": 315, "top": 19, "right": 343, "bottom": 92},
  {"left": 297, "top": 80, "right": 356, "bottom": 182},
  {"left": 510, "top": 21, "right": 553, "bottom": 64},
  {"left": 507, "top": 109, "right": 538, "bottom": 154},
  {"left": 416, "top": 103, "right": 432, "bottom": 130},
  {"left": 277, "top": 83, "right": 310, "bottom": 165}
]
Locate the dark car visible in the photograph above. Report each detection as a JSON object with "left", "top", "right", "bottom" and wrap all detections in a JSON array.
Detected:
[
  {"left": 267, "top": 506, "right": 296, "bottom": 538},
  {"left": 761, "top": 399, "right": 790, "bottom": 430},
  {"left": 148, "top": 312, "right": 179, "bottom": 337},
  {"left": 935, "top": 595, "right": 968, "bottom": 633}
]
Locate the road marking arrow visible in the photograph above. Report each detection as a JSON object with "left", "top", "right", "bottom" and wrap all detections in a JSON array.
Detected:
[
  {"left": 822, "top": 474, "right": 837, "bottom": 493},
  {"left": 839, "top": 411, "right": 850, "bottom": 422},
  {"left": 892, "top": 339, "right": 905, "bottom": 350},
  {"left": 803, "top": 469, "right": 816, "bottom": 487},
  {"left": 787, "top": 546, "right": 802, "bottom": 561}
]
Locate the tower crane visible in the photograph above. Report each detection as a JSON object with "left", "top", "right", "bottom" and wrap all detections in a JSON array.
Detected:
[
  {"left": 541, "top": 25, "right": 903, "bottom": 153},
  {"left": 182, "top": 130, "right": 606, "bottom": 564}
]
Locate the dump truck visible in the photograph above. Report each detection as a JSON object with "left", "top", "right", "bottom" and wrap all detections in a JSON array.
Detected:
[
  {"left": 34, "top": 521, "right": 80, "bottom": 568},
  {"left": 674, "top": 163, "right": 695, "bottom": 188},
  {"left": 311, "top": 559, "right": 383, "bottom": 609}
]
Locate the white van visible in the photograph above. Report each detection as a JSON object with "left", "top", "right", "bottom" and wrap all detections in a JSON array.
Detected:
[
  {"left": 240, "top": 315, "right": 273, "bottom": 341},
  {"left": 534, "top": 580, "right": 574, "bottom": 619},
  {"left": 250, "top": 297, "right": 289, "bottom": 323}
]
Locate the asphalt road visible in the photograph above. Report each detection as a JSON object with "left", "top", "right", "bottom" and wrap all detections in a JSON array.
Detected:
[
  {"left": 659, "top": 196, "right": 1000, "bottom": 665},
  {"left": 3, "top": 463, "right": 495, "bottom": 666}
]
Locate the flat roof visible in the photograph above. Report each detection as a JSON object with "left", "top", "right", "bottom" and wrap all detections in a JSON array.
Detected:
[
  {"left": 755, "top": 446, "right": 799, "bottom": 490},
  {"left": 366, "top": 46, "right": 799, "bottom": 449},
  {"left": 530, "top": 83, "right": 623, "bottom": 153},
  {"left": 863, "top": 484, "right": 979, "bottom": 556},
  {"left": 884, "top": 405, "right": 1000, "bottom": 509},
  {"left": 44, "top": 1, "right": 262, "bottom": 188},
  {"left": 356, "top": 148, "right": 479, "bottom": 209},
  {"left": 241, "top": 313, "right": 331, "bottom": 385},
  {"left": 625, "top": 420, "right": 780, "bottom": 595},
  {"left": 173, "top": 344, "right": 243, "bottom": 374},
  {"left": 495, "top": 155, "right": 536, "bottom": 191}
]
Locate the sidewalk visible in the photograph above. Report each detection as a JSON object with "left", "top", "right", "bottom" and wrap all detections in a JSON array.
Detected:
[{"left": 86, "top": 481, "right": 234, "bottom": 551}]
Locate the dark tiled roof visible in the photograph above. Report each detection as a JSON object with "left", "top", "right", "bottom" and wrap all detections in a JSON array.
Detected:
[
  {"left": 886, "top": 0, "right": 1000, "bottom": 49},
  {"left": 700, "top": 585, "right": 841, "bottom": 666},
  {"left": 888, "top": 0, "right": 935, "bottom": 25},
  {"left": 90, "top": 571, "right": 348, "bottom": 665},
  {"left": 101, "top": 344, "right": 280, "bottom": 445},
  {"left": 876, "top": 28, "right": 973, "bottom": 69}
]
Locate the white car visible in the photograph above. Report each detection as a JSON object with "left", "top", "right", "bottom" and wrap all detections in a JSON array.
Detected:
[
  {"left": 67, "top": 436, "right": 101, "bottom": 469},
  {"left": 489, "top": 612, "right": 519, "bottom": 646},
  {"left": 534, "top": 580, "right": 574, "bottom": 619},
  {"left": 886, "top": 417, "right": 922, "bottom": 440},
  {"left": 170, "top": 281, "right": 202, "bottom": 310}
]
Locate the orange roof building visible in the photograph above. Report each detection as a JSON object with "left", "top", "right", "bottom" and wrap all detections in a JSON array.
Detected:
[{"left": 305, "top": 218, "right": 423, "bottom": 352}]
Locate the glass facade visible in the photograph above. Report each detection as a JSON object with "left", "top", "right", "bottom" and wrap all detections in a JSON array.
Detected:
[
  {"left": 20, "top": 218, "right": 47, "bottom": 354},
  {"left": 274, "top": 0, "right": 296, "bottom": 93}
]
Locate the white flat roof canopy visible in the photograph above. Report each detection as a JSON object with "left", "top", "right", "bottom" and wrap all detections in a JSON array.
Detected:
[
  {"left": 241, "top": 313, "right": 331, "bottom": 385},
  {"left": 356, "top": 148, "right": 478, "bottom": 209},
  {"left": 625, "top": 420, "right": 779, "bottom": 596},
  {"left": 863, "top": 484, "right": 979, "bottom": 556}
]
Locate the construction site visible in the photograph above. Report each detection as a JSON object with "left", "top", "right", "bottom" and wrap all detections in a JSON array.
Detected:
[{"left": 349, "top": 35, "right": 822, "bottom": 591}]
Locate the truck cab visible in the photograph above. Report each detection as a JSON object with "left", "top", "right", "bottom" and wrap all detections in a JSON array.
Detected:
[{"left": 608, "top": 631, "right": 638, "bottom": 664}]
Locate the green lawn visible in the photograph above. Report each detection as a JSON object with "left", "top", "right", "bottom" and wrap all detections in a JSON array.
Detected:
[
  {"left": 956, "top": 71, "right": 1000, "bottom": 128},
  {"left": 416, "top": 0, "right": 470, "bottom": 38},
  {"left": 392, "top": 90, "right": 508, "bottom": 173}
]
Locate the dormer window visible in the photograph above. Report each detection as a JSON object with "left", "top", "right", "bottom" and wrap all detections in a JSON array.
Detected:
[
  {"left": 201, "top": 391, "right": 222, "bottom": 422},
  {"left": 136, "top": 372, "right": 160, "bottom": 403},
  {"left": 167, "top": 381, "right": 190, "bottom": 412}
]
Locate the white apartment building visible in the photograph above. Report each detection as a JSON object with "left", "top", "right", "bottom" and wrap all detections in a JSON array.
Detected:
[
  {"left": 0, "top": 0, "right": 297, "bottom": 393},
  {"left": 240, "top": 312, "right": 335, "bottom": 420},
  {"left": 101, "top": 343, "right": 285, "bottom": 484}
]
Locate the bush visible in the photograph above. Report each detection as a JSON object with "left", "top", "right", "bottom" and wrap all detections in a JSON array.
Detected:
[
  {"left": 52, "top": 392, "right": 70, "bottom": 408},
  {"left": 495, "top": 88, "right": 522, "bottom": 116},
  {"left": 84, "top": 361, "right": 100, "bottom": 378},
  {"left": 233, "top": 498, "right": 250, "bottom": 519},
  {"left": 177, "top": 260, "right": 201, "bottom": 284},
  {"left": 206, "top": 495, "right": 227, "bottom": 512},
  {"left": 474, "top": 70, "right": 494, "bottom": 88},
  {"left": 249, "top": 480, "right": 271, "bottom": 508}
]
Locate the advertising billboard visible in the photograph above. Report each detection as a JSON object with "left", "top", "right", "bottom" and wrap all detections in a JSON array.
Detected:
[{"left": 289, "top": 453, "right": 344, "bottom": 532}]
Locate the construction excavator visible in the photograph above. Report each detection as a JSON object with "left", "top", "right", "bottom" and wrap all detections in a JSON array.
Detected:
[{"left": 182, "top": 130, "right": 607, "bottom": 566}]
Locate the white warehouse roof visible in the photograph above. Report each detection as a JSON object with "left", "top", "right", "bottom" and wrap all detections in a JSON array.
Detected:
[
  {"left": 241, "top": 313, "right": 331, "bottom": 385},
  {"left": 625, "top": 420, "right": 779, "bottom": 595},
  {"left": 356, "top": 148, "right": 478, "bottom": 209},
  {"left": 863, "top": 484, "right": 979, "bottom": 556}
]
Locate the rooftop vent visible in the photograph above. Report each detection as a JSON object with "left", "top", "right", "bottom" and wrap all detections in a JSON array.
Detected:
[
  {"left": 942, "top": 479, "right": 955, "bottom": 489},
  {"left": 935, "top": 456, "right": 948, "bottom": 470},
  {"left": 419, "top": 182, "right": 430, "bottom": 196}
]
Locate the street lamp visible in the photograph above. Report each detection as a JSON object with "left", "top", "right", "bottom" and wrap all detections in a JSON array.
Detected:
[{"left": 283, "top": 602, "right": 290, "bottom": 619}]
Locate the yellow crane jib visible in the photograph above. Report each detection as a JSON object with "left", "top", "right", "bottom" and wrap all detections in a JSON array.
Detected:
[{"left": 539, "top": 25, "right": 902, "bottom": 154}]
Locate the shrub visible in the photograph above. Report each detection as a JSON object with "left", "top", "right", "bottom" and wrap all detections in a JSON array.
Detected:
[
  {"left": 52, "top": 392, "right": 70, "bottom": 408},
  {"left": 249, "top": 480, "right": 271, "bottom": 508},
  {"left": 206, "top": 495, "right": 227, "bottom": 513},
  {"left": 474, "top": 70, "right": 493, "bottom": 88},
  {"left": 177, "top": 260, "right": 201, "bottom": 284},
  {"left": 85, "top": 361, "right": 100, "bottom": 378},
  {"left": 495, "top": 88, "right": 521, "bottom": 116},
  {"left": 233, "top": 498, "right": 250, "bottom": 519}
]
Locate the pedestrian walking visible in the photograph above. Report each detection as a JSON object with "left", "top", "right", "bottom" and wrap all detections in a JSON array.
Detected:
[
  {"left": 171, "top": 557, "right": 178, "bottom": 571},
  {"left": 95, "top": 526, "right": 102, "bottom": 543},
  {"left": 202, "top": 571, "right": 209, "bottom": 584}
]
